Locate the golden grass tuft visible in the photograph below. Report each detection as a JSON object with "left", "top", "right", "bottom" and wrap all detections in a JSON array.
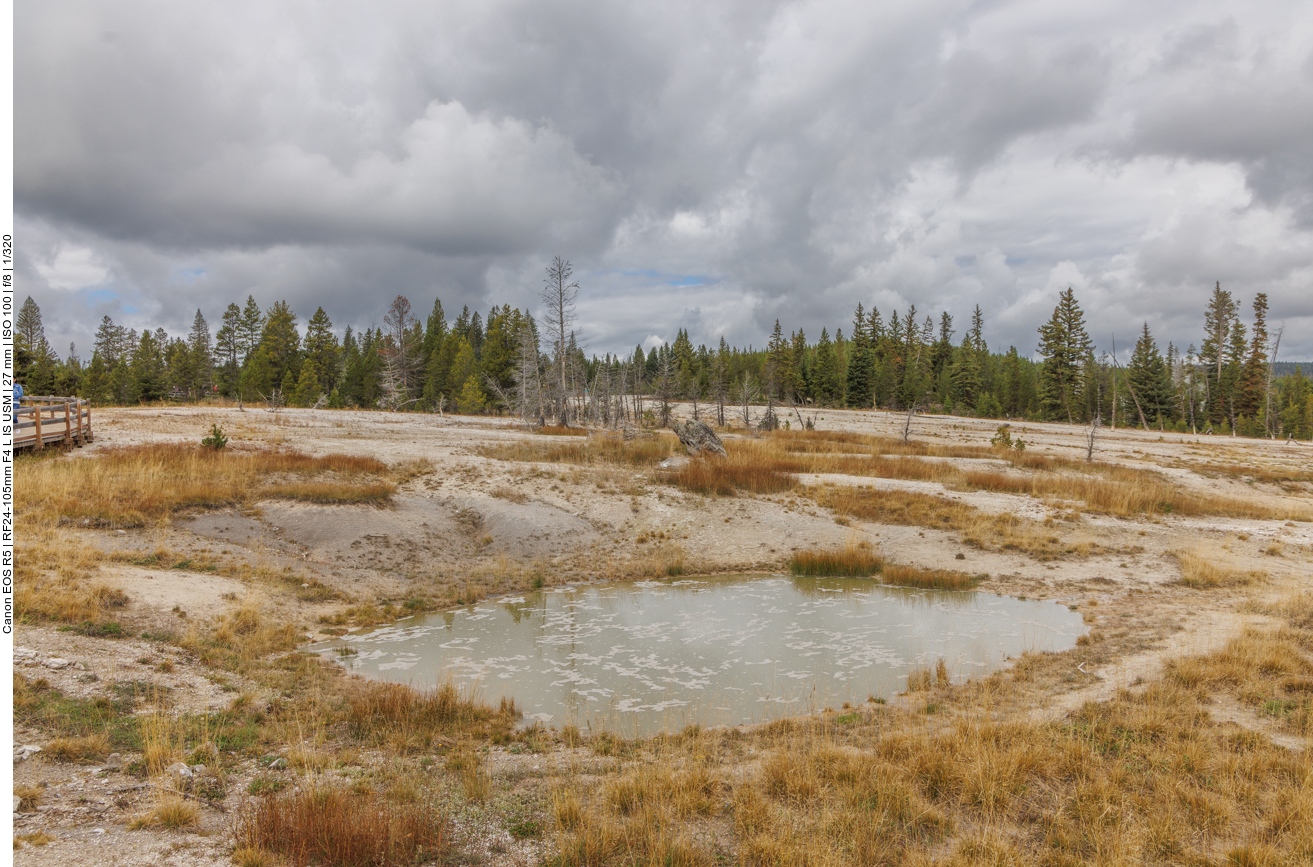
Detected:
[
  {"left": 1177, "top": 547, "right": 1268, "bottom": 589},
  {"left": 14, "top": 785, "right": 42, "bottom": 811},
  {"left": 789, "top": 541, "right": 882, "bottom": 576},
  {"left": 666, "top": 452, "right": 795, "bottom": 496},
  {"left": 129, "top": 796, "right": 200, "bottom": 830},
  {"left": 345, "top": 680, "right": 519, "bottom": 747},
  {"left": 233, "top": 784, "right": 449, "bottom": 867},
  {"left": 790, "top": 542, "right": 979, "bottom": 590},
  {"left": 479, "top": 434, "right": 674, "bottom": 467},
  {"left": 881, "top": 564, "right": 979, "bottom": 591},
  {"left": 17, "top": 443, "right": 396, "bottom": 528},
  {"left": 42, "top": 732, "right": 110, "bottom": 763},
  {"left": 13, "top": 832, "right": 53, "bottom": 848}
]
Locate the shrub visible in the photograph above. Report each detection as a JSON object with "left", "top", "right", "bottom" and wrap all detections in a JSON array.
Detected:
[{"left": 200, "top": 424, "right": 228, "bottom": 450}]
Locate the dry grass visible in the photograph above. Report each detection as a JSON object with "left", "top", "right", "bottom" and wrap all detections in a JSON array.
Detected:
[
  {"left": 16, "top": 443, "right": 397, "bottom": 528},
  {"left": 345, "top": 680, "right": 519, "bottom": 749},
  {"left": 478, "top": 434, "right": 674, "bottom": 468},
  {"left": 789, "top": 541, "right": 882, "bottom": 577},
  {"left": 233, "top": 784, "right": 449, "bottom": 867},
  {"left": 881, "top": 564, "right": 980, "bottom": 591},
  {"left": 14, "top": 785, "right": 42, "bottom": 812},
  {"left": 630, "top": 543, "right": 688, "bottom": 578},
  {"left": 807, "top": 485, "right": 1076, "bottom": 560},
  {"left": 666, "top": 452, "right": 795, "bottom": 495},
  {"left": 757, "top": 429, "right": 1311, "bottom": 520},
  {"left": 129, "top": 796, "right": 200, "bottom": 830},
  {"left": 42, "top": 732, "right": 110, "bottom": 763},
  {"left": 789, "top": 542, "right": 979, "bottom": 590},
  {"left": 13, "top": 832, "right": 53, "bottom": 848},
  {"left": 1177, "top": 546, "right": 1269, "bottom": 589}
]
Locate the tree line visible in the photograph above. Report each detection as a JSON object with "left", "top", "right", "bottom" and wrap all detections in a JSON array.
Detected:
[{"left": 12, "top": 261, "right": 1312, "bottom": 439}]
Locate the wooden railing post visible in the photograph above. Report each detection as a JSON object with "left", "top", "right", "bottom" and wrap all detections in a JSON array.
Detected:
[
  {"left": 34, "top": 404, "right": 43, "bottom": 450},
  {"left": 86, "top": 401, "right": 93, "bottom": 443},
  {"left": 63, "top": 400, "right": 72, "bottom": 446}
]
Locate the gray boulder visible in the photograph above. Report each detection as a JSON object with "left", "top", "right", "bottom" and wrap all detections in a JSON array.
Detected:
[{"left": 671, "top": 419, "right": 727, "bottom": 458}]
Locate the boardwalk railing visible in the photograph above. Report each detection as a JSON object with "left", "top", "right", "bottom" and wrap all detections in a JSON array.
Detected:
[{"left": 15, "top": 396, "right": 93, "bottom": 450}]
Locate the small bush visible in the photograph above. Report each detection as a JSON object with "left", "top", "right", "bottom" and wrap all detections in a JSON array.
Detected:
[{"left": 201, "top": 424, "right": 228, "bottom": 450}]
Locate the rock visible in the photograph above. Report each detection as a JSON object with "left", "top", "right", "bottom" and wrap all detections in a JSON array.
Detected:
[
  {"left": 190, "top": 765, "right": 207, "bottom": 776},
  {"left": 14, "top": 745, "right": 43, "bottom": 762},
  {"left": 45, "top": 658, "right": 71, "bottom": 670},
  {"left": 670, "top": 419, "right": 727, "bottom": 458},
  {"left": 104, "top": 753, "right": 123, "bottom": 770},
  {"left": 165, "top": 762, "right": 193, "bottom": 782},
  {"left": 268, "top": 757, "right": 288, "bottom": 770},
  {"left": 13, "top": 796, "right": 21, "bottom": 812}
]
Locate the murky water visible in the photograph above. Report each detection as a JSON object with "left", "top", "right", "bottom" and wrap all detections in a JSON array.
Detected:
[{"left": 316, "top": 575, "right": 1085, "bottom": 736}]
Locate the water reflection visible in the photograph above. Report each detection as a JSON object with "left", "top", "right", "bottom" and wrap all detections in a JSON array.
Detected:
[{"left": 316, "top": 574, "right": 1084, "bottom": 736}]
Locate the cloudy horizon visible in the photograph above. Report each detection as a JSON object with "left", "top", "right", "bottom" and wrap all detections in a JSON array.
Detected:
[{"left": 16, "top": 0, "right": 1313, "bottom": 362}]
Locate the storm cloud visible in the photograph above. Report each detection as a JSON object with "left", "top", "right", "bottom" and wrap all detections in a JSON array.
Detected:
[{"left": 16, "top": 0, "right": 1313, "bottom": 360}]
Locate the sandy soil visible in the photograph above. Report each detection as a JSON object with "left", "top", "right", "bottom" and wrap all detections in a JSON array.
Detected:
[{"left": 13, "top": 403, "right": 1313, "bottom": 864}]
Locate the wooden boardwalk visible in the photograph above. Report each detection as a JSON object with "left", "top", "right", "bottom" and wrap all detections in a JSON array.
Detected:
[{"left": 14, "top": 396, "right": 93, "bottom": 450}]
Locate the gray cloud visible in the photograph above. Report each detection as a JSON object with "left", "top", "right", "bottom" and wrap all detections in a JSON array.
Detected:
[{"left": 16, "top": 0, "right": 1313, "bottom": 362}]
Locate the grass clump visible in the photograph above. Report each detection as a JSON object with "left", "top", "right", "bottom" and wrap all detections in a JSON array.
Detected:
[
  {"left": 129, "top": 796, "right": 200, "bottom": 830},
  {"left": 666, "top": 452, "right": 795, "bottom": 496},
  {"left": 789, "top": 541, "right": 881, "bottom": 576},
  {"left": 233, "top": 784, "right": 449, "bottom": 867},
  {"left": 1177, "top": 546, "right": 1268, "bottom": 589},
  {"left": 17, "top": 443, "right": 396, "bottom": 528},
  {"left": 479, "top": 434, "right": 674, "bottom": 468},
  {"left": 790, "top": 542, "right": 980, "bottom": 590},
  {"left": 346, "top": 680, "right": 519, "bottom": 749}
]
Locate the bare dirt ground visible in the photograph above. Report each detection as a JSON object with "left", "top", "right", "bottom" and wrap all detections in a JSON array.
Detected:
[{"left": 13, "top": 404, "right": 1313, "bottom": 865}]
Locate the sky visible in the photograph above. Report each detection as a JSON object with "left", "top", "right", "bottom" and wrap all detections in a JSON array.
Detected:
[{"left": 15, "top": 0, "right": 1313, "bottom": 362}]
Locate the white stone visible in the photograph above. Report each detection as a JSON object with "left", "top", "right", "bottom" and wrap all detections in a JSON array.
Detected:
[{"left": 45, "top": 658, "right": 71, "bottom": 670}]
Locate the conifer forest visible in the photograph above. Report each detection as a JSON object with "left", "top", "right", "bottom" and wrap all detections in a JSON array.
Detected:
[{"left": 16, "top": 268, "right": 1308, "bottom": 439}]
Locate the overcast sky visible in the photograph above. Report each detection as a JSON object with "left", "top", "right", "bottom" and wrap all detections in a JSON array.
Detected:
[{"left": 16, "top": 0, "right": 1313, "bottom": 362}]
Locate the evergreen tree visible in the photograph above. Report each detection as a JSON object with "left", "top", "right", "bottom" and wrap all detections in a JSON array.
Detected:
[
  {"left": 1236, "top": 293, "right": 1268, "bottom": 419},
  {"left": 238, "top": 296, "right": 264, "bottom": 364},
  {"left": 214, "top": 304, "right": 243, "bottom": 396},
  {"left": 845, "top": 304, "right": 874, "bottom": 408},
  {"left": 187, "top": 310, "right": 212, "bottom": 397},
  {"left": 1126, "top": 322, "right": 1173, "bottom": 423},
  {"left": 17, "top": 296, "right": 54, "bottom": 362},
  {"left": 258, "top": 300, "right": 301, "bottom": 387},
  {"left": 1199, "top": 282, "right": 1238, "bottom": 425},
  {"left": 303, "top": 307, "right": 340, "bottom": 394},
  {"left": 1037, "top": 288, "right": 1093, "bottom": 423},
  {"left": 129, "top": 329, "right": 167, "bottom": 403},
  {"left": 814, "top": 328, "right": 841, "bottom": 405}
]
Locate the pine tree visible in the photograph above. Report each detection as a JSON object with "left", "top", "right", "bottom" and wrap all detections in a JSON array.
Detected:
[
  {"left": 129, "top": 329, "right": 167, "bottom": 403},
  {"left": 303, "top": 307, "right": 340, "bottom": 394},
  {"left": 1236, "top": 293, "right": 1268, "bottom": 418},
  {"left": 187, "top": 310, "right": 212, "bottom": 397},
  {"left": 1199, "top": 282, "right": 1238, "bottom": 426},
  {"left": 1037, "top": 288, "right": 1093, "bottom": 423},
  {"left": 214, "top": 304, "right": 242, "bottom": 395},
  {"left": 17, "top": 296, "right": 54, "bottom": 362},
  {"left": 238, "top": 296, "right": 265, "bottom": 364},
  {"left": 1126, "top": 323, "right": 1173, "bottom": 423},
  {"left": 258, "top": 300, "right": 301, "bottom": 387},
  {"left": 765, "top": 320, "right": 789, "bottom": 400},
  {"left": 814, "top": 328, "right": 840, "bottom": 405},
  {"left": 457, "top": 374, "right": 486, "bottom": 414},
  {"left": 845, "top": 304, "right": 874, "bottom": 408}
]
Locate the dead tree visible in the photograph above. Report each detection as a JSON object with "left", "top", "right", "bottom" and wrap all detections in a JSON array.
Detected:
[
  {"left": 541, "top": 257, "right": 579, "bottom": 426},
  {"left": 737, "top": 374, "right": 760, "bottom": 429},
  {"left": 382, "top": 295, "right": 423, "bottom": 400}
]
